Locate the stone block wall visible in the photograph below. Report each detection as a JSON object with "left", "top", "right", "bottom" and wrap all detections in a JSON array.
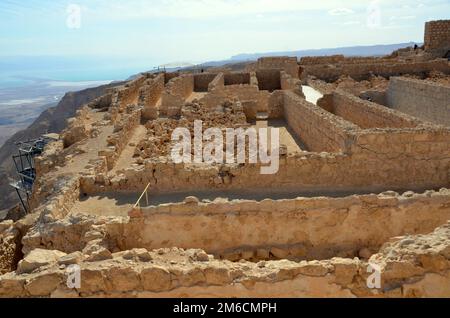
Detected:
[
  {"left": 303, "top": 59, "right": 450, "bottom": 82},
  {"left": 256, "top": 57, "right": 299, "bottom": 78},
  {"left": 194, "top": 73, "right": 218, "bottom": 92},
  {"left": 139, "top": 74, "right": 165, "bottom": 120},
  {"left": 425, "top": 20, "right": 450, "bottom": 56},
  {"left": 164, "top": 72, "right": 180, "bottom": 84},
  {"left": 208, "top": 73, "right": 224, "bottom": 91},
  {"left": 256, "top": 70, "right": 281, "bottom": 91},
  {"left": 122, "top": 190, "right": 450, "bottom": 260},
  {"left": 103, "top": 110, "right": 141, "bottom": 170},
  {"left": 114, "top": 75, "right": 148, "bottom": 109},
  {"left": 224, "top": 73, "right": 251, "bottom": 86},
  {"left": 300, "top": 55, "right": 346, "bottom": 65},
  {"left": 283, "top": 91, "right": 357, "bottom": 152},
  {"left": 160, "top": 75, "right": 194, "bottom": 116},
  {"left": 331, "top": 90, "right": 424, "bottom": 129},
  {"left": 387, "top": 77, "right": 450, "bottom": 126}
]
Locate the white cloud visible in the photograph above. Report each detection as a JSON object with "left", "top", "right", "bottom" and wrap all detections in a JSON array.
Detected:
[{"left": 328, "top": 8, "right": 355, "bottom": 16}]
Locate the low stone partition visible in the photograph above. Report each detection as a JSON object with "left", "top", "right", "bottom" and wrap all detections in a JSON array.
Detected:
[
  {"left": 4, "top": 220, "right": 450, "bottom": 297},
  {"left": 283, "top": 91, "right": 357, "bottom": 152},
  {"left": 329, "top": 90, "right": 425, "bottom": 129},
  {"left": 32, "top": 176, "right": 81, "bottom": 220},
  {"left": 303, "top": 59, "right": 450, "bottom": 82},
  {"left": 101, "top": 109, "right": 141, "bottom": 170},
  {"left": 386, "top": 77, "right": 450, "bottom": 126},
  {"left": 121, "top": 189, "right": 450, "bottom": 261},
  {"left": 61, "top": 106, "right": 92, "bottom": 148}
]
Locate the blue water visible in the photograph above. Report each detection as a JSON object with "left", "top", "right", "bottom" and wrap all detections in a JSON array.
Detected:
[{"left": 0, "top": 56, "right": 160, "bottom": 89}]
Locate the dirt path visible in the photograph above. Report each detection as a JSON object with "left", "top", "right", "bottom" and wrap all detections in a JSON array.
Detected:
[
  {"left": 111, "top": 124, "right": 147, "bottom": 174},
  {"left": 186, "top": 92, "right": 207, "bottom": 103},
  {"left": 51, "top": 112, "right": 114, "bottom": 177},
  {"left": 251, "top": 119, "right": 304, "bottom": 154}
]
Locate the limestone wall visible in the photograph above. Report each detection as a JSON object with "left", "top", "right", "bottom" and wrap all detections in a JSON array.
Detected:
[
  {"left": 425, "top": 20, "right": 450, "bottom": 56},
  {"left": 224, "top": 73, "right": 251, "bottom": 86},
  {"left": 120, "top": 190, "right": 450, "bottom": 261},
  {"left": 164, "top": 72, "right": 180, "bottom": 84},
  {"left": 61, "top": 106, "right": 92, "bottom": 148},
  {"left": 161, "top": 75, "right": 194, "bottom": 117},
  {"left": 208, "top": 73, "right": 224, "bottom": 91},
  {"left": 255, "top": 57, "right": 299, "bottom": 78},
  {"left": 139, "top": 74, "right": 165, "bottom": 120},
  {"left": 194, "top": 73, "right": 218, "bottom": 92},
  {"left": 283, "top": 91, "right": 357, "bottom": 152},
  {"left": 4, "top": 221, "right": 450, "bottom": 297},
  {"left": 102, "top": 110, "right": 141, "bottom": 170},
  {"left": 300, "top": 55, "right": 345, "bottom": 65},
  {"left": 114, "top": 75, "right": 148, "bottom": 109},
  {"left": 256, "top": 70, "right": 281, "bottom": 91},
  {"left": 331, "top": 90, "right": 424, "bottom": 129},
  {"left": 303, "top": 59, "right": 450, "bottom": 82},
  {"left": 386, "top": 77, "right": 450, "bottom": 126}
]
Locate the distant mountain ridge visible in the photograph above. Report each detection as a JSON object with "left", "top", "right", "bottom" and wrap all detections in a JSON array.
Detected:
[{"left": 229, "top": 42, "right": 420, "bottom": 61}]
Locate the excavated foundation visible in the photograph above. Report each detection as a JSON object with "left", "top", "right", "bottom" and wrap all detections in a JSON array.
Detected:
[{"left": 1, "top": 49, "right": 450, "bottom": 298}]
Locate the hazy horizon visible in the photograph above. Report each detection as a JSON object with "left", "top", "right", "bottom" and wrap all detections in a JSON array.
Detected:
[{"left": 1, "top": 0, "right": 448, "bottom": 61}]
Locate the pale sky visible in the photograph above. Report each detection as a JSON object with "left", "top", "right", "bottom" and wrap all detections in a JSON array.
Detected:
[{"left": 0, "top": 0, "right": 449, "bottom": 65}]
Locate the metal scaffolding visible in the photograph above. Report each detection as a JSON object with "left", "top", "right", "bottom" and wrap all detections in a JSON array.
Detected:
[{"left": 10, "top": 136, "right": 55, "bottom": 213}]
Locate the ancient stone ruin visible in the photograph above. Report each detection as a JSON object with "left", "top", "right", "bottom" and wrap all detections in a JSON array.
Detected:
[{"left": 1, "top": 20, "right": 450, "bottom": 298}]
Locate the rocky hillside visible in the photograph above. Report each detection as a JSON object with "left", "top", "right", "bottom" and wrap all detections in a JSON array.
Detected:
[{"left": 0, "top": 82, "right": 122, "bottom": 213}]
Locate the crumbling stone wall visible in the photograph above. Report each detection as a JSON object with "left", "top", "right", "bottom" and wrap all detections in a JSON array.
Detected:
[
  {"left": 102, "top": 109, "right": 141, "bottom": 170},
  {"left": 303, "top": 59, "right": 450, "bottom": 82},
  {"left": 387, "top": 77, "right": 450, "bottom": 126},
  {"left": 425, "top": 20, "right": 450, "bottom": 57},
  {"left": 114, "top": 75, "right": 148, "bottom": 109},
  {"left": 61, "top": 106, "right": 92, "bottom": 148}
]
